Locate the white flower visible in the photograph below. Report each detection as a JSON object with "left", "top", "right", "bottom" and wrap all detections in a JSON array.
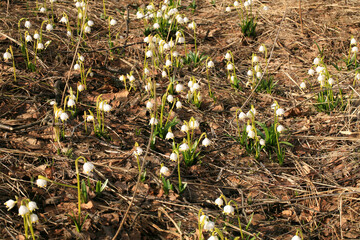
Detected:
[
  {"left": 60, "top": 112, "right": 69, "bottom": 121},
  {"left": 146, "top": 101, "right": 153, "bottom": 110},
  {"left": 175, "top": 84, "right": 184, "bottom": 92},
  {"left": 86, "top": 115, "right": 94, "bottom": 122},
  {"left": 227, "top": 63, "right": 234, "bottom": 70},
  {"left": 129, "top": 75, "right": 135, "bottom": 82},
  {"left": 36, "top": 179, "right": 47, "bottom": 188},
  {"left": 165, "top": 59, "right": 172, "bottom": 67},
  {"left": 74, "top": 63, "right": 80, "bottom": 70},
  {"left": 168, "top": 40, "right": 175, "bottom": 48},
  {"left": 263, "top": 5, "right": 269, "bottom": 10},
  {"left": 165, "top": 131, "right": 174, "bottom": 140},
  {"left": 78, "top": 84, "right": 85, "bottom": 92},
  {"left": 300, "top": 82, "right": 306, "bottom": 89},
  {"left": 103, "top": 103, "right": 112, "bottom": 112},
  {"left": 252, "top": 55, "right": 259, "bottom": 63},
  {"left": 4, "top": 199, "right": 16, "bottom": 210},
  {"left": 28, "top": 201, "right": 38, "bottom": 212},
  {"left": 351, "top": 38, "right": 357, "bottom": 45},
  {"left": 147, "top": 4, "right": 154, "bottom": 10},
  {"left": 356, "top": 73, "right": 360, "bottom": 80},
  {"left": 259, "top": 45, "right": 265, "bottom": 53},
  {"left": 193, "top": 83, "right": 200, "bottom": 90},
  {"left": 313, "top": 57, "right": 320, "bottom": 65},
  {"left": 87, "top": 20, "right": 94, "bottom": 27},
  {"left": 33, "top": 33, "right": 40, "bottom": 39},
  {"left": 135, "top": 146, "right": 143, "bottom": 156},
  {"left": 167, "top": 94, "right": 174, "bottom": 103},
  {"left": 181, "top": 124, "right": 189, "bottom": 132},
  {"left": 172, "top": 51, "right": 179, "bottom": 58},
  {"left": 246, "top": 124, "right": 252, "bottom": 133},
  {"left": 254, "top": 64, "right": 261, "bottom": 72},
  {"left": 276, "top": 108, "right": 285, "bottom": 116},
  {"left": 83, "top": 162, "right": 95, "bottom": 175},
  {"left": 25, "top": 35, "right": 33, "bottom": 42},
  {"left": 277, "top": 125, "right": 285, "bottom": 133},
  {"left": 291, "top": 236, "right": 301, "bottom": 240},
  {"left": 146, "top": 50, "right": 153, "bottom": 58},
  {"left": 259, "top": 139, "right": 265, "bottom": 146},
  {"left": 317, "top": 74, "right": 325, "bottom": 83},
  {"left": 78, "top": 55, "right": 84, "bottom": 62},
  {"left": 25, "top": 21, "right": 31, "bottom": 29},
  {"left": 183, "top": 17, "right": 189, "bottom": 23},
  {"left": 170, "top": 152, "right": 178, "bottom": 161},
  {"left": 256, "top": 72, "right": 262, "bottom": 79},
  {"left": 30, "top": 213, "right": 39, "bottom": 223},
  {"left": 234, "top": 1, "right": 240, "bottom": 7},
  {"left": 160, "top": 166, "right": 171, "bottom": 176},
  {"left": 67, "top": 31, "right": 72, "bottom": 37},
  {"left": 3, "top": 52, "right": 11, "bottom": 61},
  {"left": 60, "top": 16, "right": 68, "bottom": 24},
  {"left": 248, "top": 130, "right": 255, "bottom": 139},
  {"left": 199, "top": 214, "right": 209, "bottom": 224},
  {"left": 208, "top": 236, "right": 219, "bottom": 240},
  {"left": 84, "top": 26, "right": 91, "bottom": 33},
  {"left": 226, "top": 6, "right": 231, "bottom": 12},
  {"left": 179, "top": 143, "right": 189, "bottom": 151},
  {"left": 19, "top": 205, "right": 29, "bottom": 217},
  {"left": 75, "top": 1, "right": 81, "bottom": 8},
  {"left": 238, "top": 112, "right": 246, "bottom": 120},
  {"left": 149, "top": 117, "right": 158, "bottom": 125},
  {"left": 67, "top": 99, "right": 76, "bottom": 107},
  {"left": 223, "top": 205, "right": 235, "bottom": 215},
  {"left": 207, "top": 60, "right": 214, "bottom": 68},
  {"left": 215, "top": 197, "right": 223, "bottom": 207},
  {"left": 37, "top": 42, "right": 44, "bottom": 50},
  {"left": 151, "top": 22, "right": 160, "bottom": 30},
  {"left": 39, "top": 7, "right": 46, "bottom": 13},
  {"left": 46, "top": 24, "right": 53, "bottom": 32},
  {"left": 244, "top": 1, "right": 250, "bottom": 7},
  {"left": 202, "top": 138, "right": 211, "bottom": 147},
  {"left": 162, "top": 70, "right": 167, "bottom": 78},
  {"left": 203, "top": 221, "right": 215, "bottom": 231},
  {"left": 188, "top": 21, "right": 196, "bottom": 29},
  {"left": 136, "top": 11, "right": 144, "bottom": 19},
  {"left": 178, "top": 37, "right": 185, "bottom": 44},
  {"left": 163, "top": 43, "right": 170, "bottom": 51},
  {"left": 315, "top": 66, "right": 324, "bottom": 74},
  {"left": 189, "top": 119, "right": 199, "bottom": 129},
  {"left": 328, "top": 77, "right": 335, "bottom": 85},
  {"left": 352, "top": 46, "right": 359, "bottom": 53},
  {"left": 110, "top": 19, "right": 117, "bottom": 26},
  {"left": 225, "top": 52, "right": 231, "bottom": 61},
  {"left": 176, "top": 101, "right": 182, "bottom": 109},
  {"left": 308, "top": 68, "right": 315, "bottom": 76}
]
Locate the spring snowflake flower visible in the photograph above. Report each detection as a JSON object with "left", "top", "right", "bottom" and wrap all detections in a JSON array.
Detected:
[
  {"left": 103, "top": 103, "right": 112, "bottom": 112},
  {"left": 160, "top": 166, "right": 171, "bottom": 176},
  {"left": 67, "top": 99, "right": 76, "bottom": 107},
  {"left": 37, "top": 42, "right": 44, "bottom": 50},
  {"left": 25, "top": 20, "right": 31, "bottom": 29},
  {"left": 166, "top": 59, "right": 172, "bottom": 67},
  {"left": 110, "top": 19, "right": 117, "bottom": 26},
  {"left": 78, "top": 55, "right": 84, "bottom": 62},
  {"left": 227, "top": 63, "right": 234, "bottom": 70},
  {"left": 203, "top": 220, "right": 215, "bottom": 231},
  {"left": 39, "top": 7, "right": 46, "bottom": 13},
  {"left": 277, "top": 125, "right": 285, "bottom": 133},
  {"left": 60, "top": 112, "right": 69, "bottom": 121},
  {"left": 28, "top": 201, "right": 38, "bottom": 212},
  {"left": 36, "top": 178, "right": 47, "bottom": 188},
  {"left": 84, "top": 26, "right": 91, "bottom": 33},
  {"left": 178, "top": 37, "right": 185, "bottom": 44},
  {"left": 188, "top": 21, "right": 196, "bottom": 29},
  {"left": 199, "top": 214, "right": 209, "bottom": 224},
  {"left": 162, "top": 70, "right": 167, "bottom": 78},
  {"left": 254, "top": 64, "right": 261, "bottom": 72},
  {"left": 252, "top": 55, "right": 259, "bottom": 63},
  {"left": 136, "top": 11, "right": 144, "bottom": 19},
  {"left": 313, "top": 57, "right": 320, "bottom": 65},
  {"left": 351, "top": 37, "right": 357, "bottom": 45},
  {"left": 208, "top": 236, "right": 219, "bottom": 240},
  {"left": 300, "top": 82, "right": 306, "bottom": 89},
  {"left": 256, "top": 72, "right": 262, "bottom": 79},
  {"left": 223, "top": 204, "right": 235, "bottom": 215},
  {"left": 165, "top": 131, "right": 174, "bottom": 140},
  {"left": 259, "top": 45, "right": 265, "bottom": 53},
  {"left": 33, "top": 33, "right": 40, "bottom": 39},
  {"left": 225, "top": 52, "right": 231, "bottom": 61},
  {"left": 315, "top": 66, "right": 324, "bottom": 74},
  {"left": 276, "top": 108, "right": 285, "bottom": 116},
  {"left": 128, "top": 75, "right": 135, "bottom": 82},
  {"left": 291, "top": 236, "right": 301, "bottom": 240},
  {"left": 317, "top": 74, "right": 325, "bottom": 83},
  {"left": 238, "top": 112, "right": 246, "bottom": 120},
  {"left": 176, "top": 84, "right": 184, "bottom": 92},
  {"left": 146, "top": 50, "right": 153, "bottom": 58},
  {"left": 134, "top": 146, "right": 143, "bottom": 156},
  {"left": 234, "top": 1, "right": 240, "bottom": 7},
  {"left": 352, "top": 46, "right": 359, "bottom": 53},
  {"left": 87, "top": 20, "right": 94, "bottom": 27},
  {"left": 67, "top": 31, "right": 72, "bottom": 37},
  {"left": 30, "top": 213, "right": 39, "bottom": 223},
  {"left": 46, "top": 24, "right": 53, "bottom": 32},
  {"left": 74, "top": 63, "right": 80, "bottom": 71},
  {"left": 181, "top": 124, "right": 189, "bottom": 132},
  {"left": 189, "top": 119, "right": 199, "bottom": 129},
  {"left": 207, "top": 60, "right": 214, "bottom": 68},
  {"left": 248, "top": 129, "right": 255, "bottom": 139},
  {"left": 328, "top": 77, "right": 335, "bottom": 85},
  {"left": 75, "top": 1, "right": 81, "bottom": 8},
  {"left": 183, "top": 17, "right": 189, "bottom": 23},
  {"left": 149, "top": 117, "right": 158, "bottom": 125},
  {"left": 25, "top": 35, "right": 33, "bottom": 42},
  {"left": 59, "top": 16, "right": 68, "bottom": 24},
  {"left": 4, "top": 199, "right": 16, "bottom": 210},
  {"left": 202, "top": 138, "right": 211, "bottom": 147},
  {"left": 167, "top": 95, "right": 174, "bottom": 103},
  {"left": 215, "top": 197, "right": 223, "bottom": 207},
  {"left": 78, "top": 84, "right": 85, "bottom": 92},
  {"left": 18, "top": 205, "right": 29, "bottom": 217},
  {"left": 179, "top": 143, "right": 189, "bottom": 151},
  {"left": 86, "top": 115, "right": 94, "bottom": 122},
  {"left": 3, "top": 52, "right": 11, "bottom": 61},
  {"left": 83, "top": 162, "right": 95, "bottom": 175},
  {"left": 176, "top": 101, "right": 182, "bottom": 109},
  {"left": 226, "top": 6, "right": 231, "bottom": 12},
  {"left": 308, "top": 68, "right": 315, "bottom": 76},
  {"left": 170, "top": 152, "right": 178, "bottom": 161},
  {"left": 146, "top": 101, "right": 153, "bottom": 110},
  {"left": 153, "top": 23, "right": 160, "bottom": 29},
  {"left": 260, "top": 138, "right": 265, "bottom": 146}
]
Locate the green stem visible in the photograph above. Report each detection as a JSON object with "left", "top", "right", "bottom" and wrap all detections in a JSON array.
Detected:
[{"left": 9, "top": 46, "right": 17, "bottom": 81}]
